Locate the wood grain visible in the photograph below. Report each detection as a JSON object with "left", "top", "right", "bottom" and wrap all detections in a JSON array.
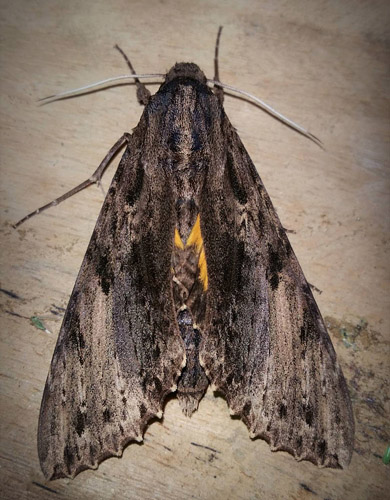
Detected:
[{"left": 1, "top": 1, "right": 389, "bottom": 498}]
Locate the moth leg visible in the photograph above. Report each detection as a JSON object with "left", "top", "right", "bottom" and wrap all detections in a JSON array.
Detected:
[
  {"left": 114, "top": 44, "right": 151, "bottom": 106},
  {"left": 13, "top": 133, "right": 130, "bottom": 228},
  {"left": 282, "top": 227, "right": 323, "bottom": 292},
  {"left": 213, "top": 25, "right": 224, "bottom": 104},
  {"left": 308, "top": 282, "right": 322, "bottom": 294}
]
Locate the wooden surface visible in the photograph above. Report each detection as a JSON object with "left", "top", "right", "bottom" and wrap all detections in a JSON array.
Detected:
[{"left": 1, "top": 1, "right": 389, "bottom": 498}]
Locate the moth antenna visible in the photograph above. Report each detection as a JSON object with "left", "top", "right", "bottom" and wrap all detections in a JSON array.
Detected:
[
  {"left": 207, "top": 79, "right": 323, "bottom": 147},
  {"left": 13, "top": 133, "right": 130, "bottom": 228},
  {"left": 38, "top": 74, "right": 164, "bottom": 103},
  {"left": 114, "top": 44, "right": 151, "bottom": 106},
  {"left": 213, "top": 26, "right": 224, "bottom": 103}
]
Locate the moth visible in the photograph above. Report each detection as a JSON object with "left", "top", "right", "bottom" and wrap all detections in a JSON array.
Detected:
[{"left": 21, "top": 31, "right": 354, "bottom": 479}]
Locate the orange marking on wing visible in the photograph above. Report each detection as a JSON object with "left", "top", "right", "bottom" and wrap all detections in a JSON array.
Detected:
[
  {"left": 174, "top": 228, "right": 185, "bottom": 250},
  {"left": 174, "top": 214, "right": 208, "bottom": 290}
]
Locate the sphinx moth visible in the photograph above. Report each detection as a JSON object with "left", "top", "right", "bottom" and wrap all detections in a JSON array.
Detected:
[{"left": 31, "top": 38, "right": 354, "bottom": 480}]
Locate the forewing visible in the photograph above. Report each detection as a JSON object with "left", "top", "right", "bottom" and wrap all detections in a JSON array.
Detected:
[
  {"left": 200, "top": 117, "right": 354, "bottom": 468},
  {"left": 38, "top": 130, "right": 185, "bottom": 479}
]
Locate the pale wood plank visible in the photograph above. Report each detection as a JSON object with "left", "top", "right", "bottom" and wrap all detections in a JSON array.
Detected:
[{"left": 1, "top": 1, "right": 389, "bottom": 498}]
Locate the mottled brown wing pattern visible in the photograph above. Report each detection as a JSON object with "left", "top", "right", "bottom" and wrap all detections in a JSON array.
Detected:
[
  {"left": 38, "top": 126, "right": 185, "bottom": 480},
  {"left": 199, "top": 115, "right": 354, "bottom": 468}
]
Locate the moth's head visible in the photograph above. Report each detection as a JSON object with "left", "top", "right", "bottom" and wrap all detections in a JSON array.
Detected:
[{"left": 165, "top": 63, "right": 207, "bottom": 84}]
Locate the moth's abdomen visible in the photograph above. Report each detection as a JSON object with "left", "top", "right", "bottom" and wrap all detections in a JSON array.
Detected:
[
  {"left": 172, "top": 214, "right": 209, "bottom": 415},
  {"left": 176, "top": 309, "right": 208, "bottom": 416}
]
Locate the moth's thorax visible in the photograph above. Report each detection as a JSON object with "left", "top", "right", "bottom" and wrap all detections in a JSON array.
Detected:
[
  {"left": 150, "top": 65, "right": 219, "bottom": 174},
  {"left": 160, "top": 79, "right": 211, "bottom": 234},
  {"left": 165, "top": 63, "right": 207, "bottom": 84}
]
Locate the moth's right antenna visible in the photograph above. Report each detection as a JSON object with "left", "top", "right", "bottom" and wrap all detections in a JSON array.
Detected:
[
  {"left": 114, "top": 44, "right": 151, "bottom": 106},
  {"left": 213, "top": 26, "right": 224, "bottom": 104}
]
